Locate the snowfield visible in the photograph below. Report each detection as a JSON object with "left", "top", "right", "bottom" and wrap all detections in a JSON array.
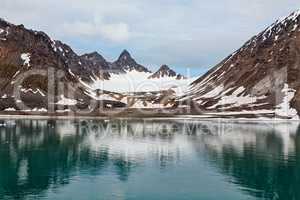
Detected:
[{"left": 89, "top": 70, "right": 196, "bottom": 95}]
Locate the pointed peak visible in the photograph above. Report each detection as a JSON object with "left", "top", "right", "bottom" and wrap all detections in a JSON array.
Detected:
[
  {"left": 90, "top": 51, "right": 100, "bottom": 55},
  {"left": 89, "top": 51, "right": 102, "bottom": 57},
  {"left": 121, "top": 49, "right": 130, "bottom": 55},
  {"left": 159, "top": 64, "right": 171, "bottom": 70},
  {"left": 118, "top": 49, "right": 132, "bottom": 60}
]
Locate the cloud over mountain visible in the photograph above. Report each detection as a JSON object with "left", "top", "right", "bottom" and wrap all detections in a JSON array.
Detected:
[{"left": 0, "top": 0, "right": 299, "bottom": 74}]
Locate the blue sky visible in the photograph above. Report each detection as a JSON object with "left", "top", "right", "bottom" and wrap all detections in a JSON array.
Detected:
[{"left": 1, "top": 0, "right": 299, "bottom": 77}]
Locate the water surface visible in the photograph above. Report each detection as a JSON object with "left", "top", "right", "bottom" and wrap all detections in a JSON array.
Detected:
[{"left": 0, "top": 118, "right": 299, "bottom": 200}]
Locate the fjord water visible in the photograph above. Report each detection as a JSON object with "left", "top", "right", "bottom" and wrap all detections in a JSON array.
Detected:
[{"left": 0, "top": 119, "right": 299, "bottom": 200}]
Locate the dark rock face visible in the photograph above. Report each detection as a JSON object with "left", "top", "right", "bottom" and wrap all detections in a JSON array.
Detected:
[
  {"left": 111, "top": 50, "right": 151, "bottom": 73},
  {"left": 80, "top": 51, "right": 111, "bottom": 79},
  {"left": 0, "top": 18, "right": 99, "bottom": 111},
  {"left": 181, "top": 10, "right": 300, "bottom": 118},
  {"left": 148, "top": 64, "right": 186, "bottom": 80}
]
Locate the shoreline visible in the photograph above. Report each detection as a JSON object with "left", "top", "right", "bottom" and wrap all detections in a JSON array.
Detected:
[{"left": 0, "top": 112, "right": 298, "bottom": 123}]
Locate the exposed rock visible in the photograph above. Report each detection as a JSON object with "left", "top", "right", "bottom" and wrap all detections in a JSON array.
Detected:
[
  {"left": 0, "top": 18, "right": 98, "bottom": 111},
  {"left": 80, "top": 51, "right": 111, "bottom": 79},
  {"left": 181, "top": 9, "right": 300, "bottom": 119},
  {"left": 111, "top": 50, "right": 152, "bottom": 73},
  {"left": 148, "top": 64, "right": 186, "bottom": 80}
]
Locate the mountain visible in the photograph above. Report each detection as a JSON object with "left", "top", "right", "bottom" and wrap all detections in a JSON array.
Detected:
[
  {"left": 0, "top": 18, "right": 187, "bottom": 113},
  {"left": 181, "top": 9, "right": 300, "bottom": 119},
  {"left": 80, "top": 51, "right": 111, "bottom": 79},
  {"left": 0, "top": 18, "right": 110, "bottom": 112},
  {"left": 148, "top": 64, "right": 186, "bottom": 80},
  {"left": 111, "top": 50, "right": 152, "bottom": 73}
]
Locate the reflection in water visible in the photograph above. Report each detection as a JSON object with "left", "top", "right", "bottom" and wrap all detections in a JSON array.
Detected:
[
  {"left": 0, "top": 119, "right": 299, "bottom": 199},
  {"left": 199, "top": 122, "right": 300, "bottom": 200}
]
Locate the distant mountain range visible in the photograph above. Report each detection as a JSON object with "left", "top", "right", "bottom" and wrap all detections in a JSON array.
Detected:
[{"left": 0, "top": 17, "right": 188, "bottom": 114}]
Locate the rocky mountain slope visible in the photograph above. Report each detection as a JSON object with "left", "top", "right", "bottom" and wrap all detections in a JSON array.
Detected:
[
  {"left": 148, "top": 64, "right": 186, "bottom": 80},
  {"left": 110, "top": 50, "right": 151, "bottom": 74},
  {"left": 80, "top": 51, "right": 111, "bottom": 78},
  {"left": 181, "top": 9, "right": 300, "bottom": 119},
  {"left": 0, "top": 18, "right": 101, "bottom": 112}
]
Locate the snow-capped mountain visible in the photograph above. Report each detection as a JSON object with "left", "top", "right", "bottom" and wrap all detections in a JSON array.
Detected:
[
  {"left": 148, "top": 64, "right": 186, "bottom": 80},
  {"left": 0, "top": 18, "right": 192, "bottom": 113},
  {"left": 181, "top": 9, "right": 300, "bottom": 119}
]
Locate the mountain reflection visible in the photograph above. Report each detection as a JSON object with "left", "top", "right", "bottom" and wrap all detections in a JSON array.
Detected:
[
  {"left": 0, "top": 119, "right": 299, "bottom": 200},
  {"left": 197, "top": 121, "right": 300, "bottom": 200},
  {"left": 0, "top": 119, "right": 188, "bottom": 199}
]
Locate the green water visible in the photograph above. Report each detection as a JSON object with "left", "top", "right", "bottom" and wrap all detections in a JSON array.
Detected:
[{"left": 0, "top": 119, "right": 299, "bottom": 200}]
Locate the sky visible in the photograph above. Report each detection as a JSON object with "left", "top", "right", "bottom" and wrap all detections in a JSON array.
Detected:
[{"left": 0, "top": 0, "right": 299, "bottom": 77}]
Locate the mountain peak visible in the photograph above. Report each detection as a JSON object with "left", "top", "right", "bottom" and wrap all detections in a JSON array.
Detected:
[
  {"left": 80, "top": 51, "right": 110, "bottom": 72},
  {"left": 159, "top": 64, "right": 171, "bottom": 71},
  {"left": 112, "top": 50, "right": 151, "bottom": 73},
  {"left": 89, "top": 51, "right": 102, "bottom": 57},
  {"left": 118, "top": 49, "right": 132, "bottom": 61},
  {"left": 148, "top": 64, "right": 186, "bottom": 80},
  {"left": 82, "top": 51, "right": 105, "bottom": 61}
]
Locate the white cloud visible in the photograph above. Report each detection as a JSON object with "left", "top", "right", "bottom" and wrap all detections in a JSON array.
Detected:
[
  {"left": 99, "top": 23, "right": 130, "bottom": 43},
  {"left": 62, "top": 21, "right": 130, "bottom": 43},
  {"left": 0, "top": 0, "right": 299, "bottom": 75}
]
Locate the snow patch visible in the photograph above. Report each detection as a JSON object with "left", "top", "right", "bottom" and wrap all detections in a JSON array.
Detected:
[
  {"left": 20, "top": 88, "right": 46, "bottom": 97},
  {"left": 292, "top": 24, "right": 298, "bottom": 31},
  {"left": 12, "top": 70, "right": 21, "bottom": 78},
  {"left": 4, "top": 108, "right": 16, "bottom": 111},
  {"left": 0, "top": 28, "right": 8, "bottom": 41},
  {"left": 129, "top": 100, "right": 173, "bottom": 109},
  {"left": 33, "top": 108, "right": 47, "bottom": 112},
  {"left": 94, "top": 93, "right": 119, "bottom": 101},
  {"left": 56, "top": 109, "right": 71, "bottom": 113},
  {"left": 208, "top": 87, "right": 266, "bottom": 109},
  {"left": 56, "top": 95, "right": 77, "bottom": 105},
  {"left": 21, "top": 53, "right": 31, "bottom": 66},
  {"left": 51, "top": 39, "right": 57, "bottom": 52},
  {"left": 22, "top": 108, "right": 47, "bottom": 112},
  {"left": 68, "top": 69, "right": 76, "bottom": 77},
  {"left": 275, "top": 84, "right": 299, "bottom": 119},
  {"left": 201, "top": 85, "right": 224, "bottom": 99}
]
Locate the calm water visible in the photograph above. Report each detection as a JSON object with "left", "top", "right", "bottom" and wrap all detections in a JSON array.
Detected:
[{"left": 0, "top": 118, "right": 299, "bottom": 200}]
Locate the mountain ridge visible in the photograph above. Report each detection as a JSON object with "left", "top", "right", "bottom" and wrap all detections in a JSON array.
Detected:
[
  {"left": 181, "top": 9, "right": 300, "bottom": 119},
  {"left": 148, "top": 64, "right": 186, "bottom": 80},
  {"left": 0, "top": 17, "right": 187, "bottom": 113}
]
